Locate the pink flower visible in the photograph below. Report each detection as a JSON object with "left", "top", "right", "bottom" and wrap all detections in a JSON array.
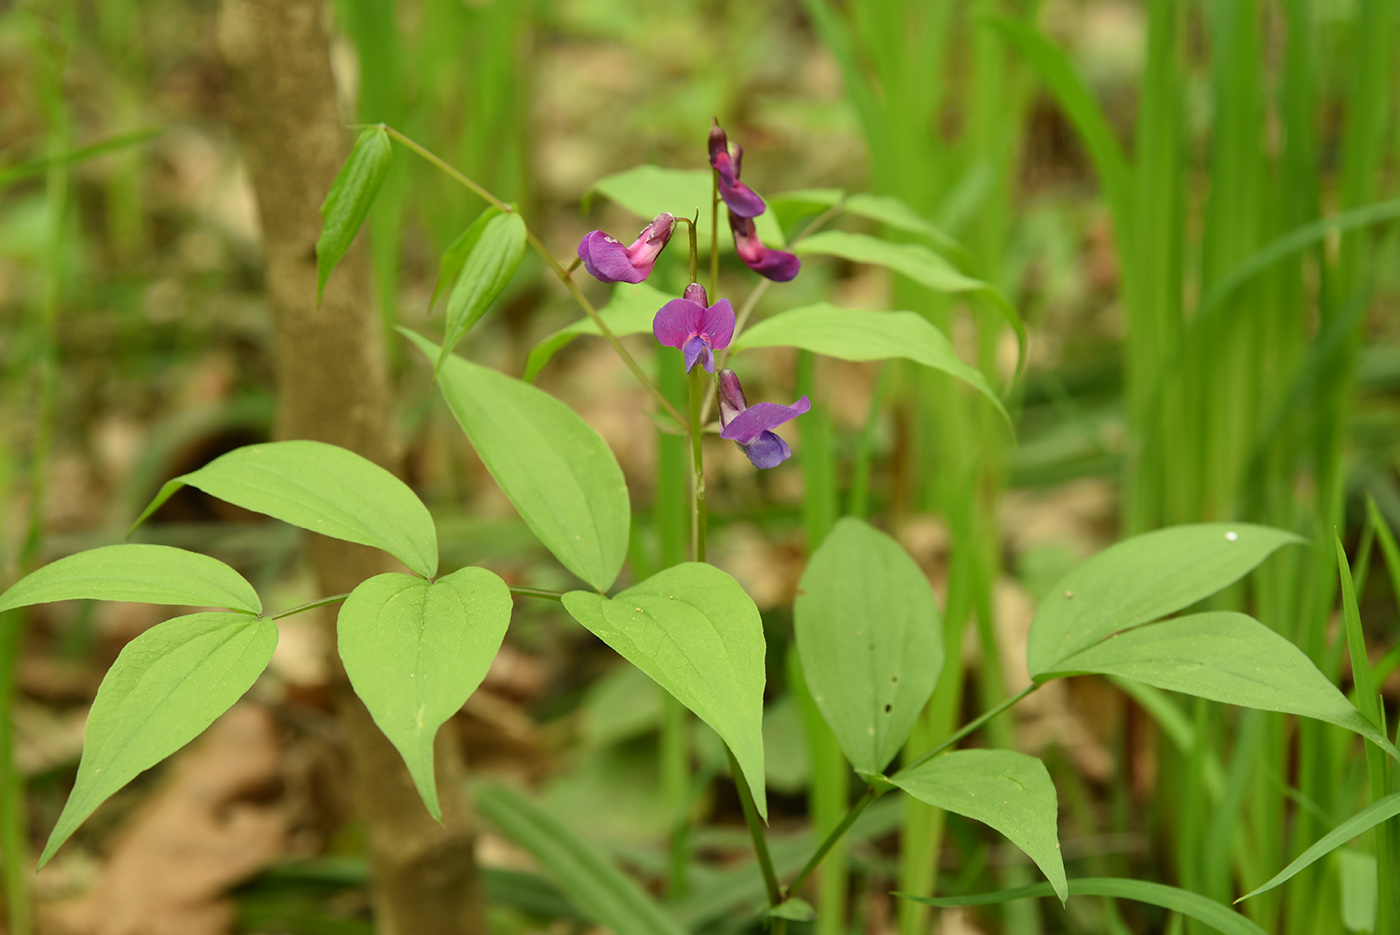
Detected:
[
  {"left": 652, "top": 283, "right": 736, "bottom": 374},
  {"left": 717, "top": 369, "right": 810, "bottom": 469},
  {"left": 729, "top": 213, "right": 800, "bottom": 282},
  {"left": 708, "top": 123, "right": 766, "bottom": 218},
  {"left": 577, "top": 212, "right": 676, "bottom": 283}
]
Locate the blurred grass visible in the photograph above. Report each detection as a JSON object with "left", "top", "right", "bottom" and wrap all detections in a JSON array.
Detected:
[{"left": 0, "top": 1, "right": 1398, "bottom": 933}]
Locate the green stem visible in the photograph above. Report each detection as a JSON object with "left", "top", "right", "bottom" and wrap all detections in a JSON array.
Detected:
[
  {"left": 788, "top": 785, "right": 881, "bottom": 897},
  {"left": 897, "top": 683, "right": 1038, "bottom": 776},
  {"left": 710, "top": 170, "right": 720, "bottom": 298},
  {"left": 381, "top": 125, "right": 685, "bottom": 429},
  {"left": 681, "top": 214, "right": 699, "bottom": 285},
  {"left": 271, "top": 593, "right": 350, "bottom": 619},
  {"left": 688, "top": 366, "right": 708, "bottom": 564},
  {"left": 726, "top": 747, "right": 782, "bottom": 908},
  {"left": 507, "top": 585, "right": 566, "bottom": 602}
]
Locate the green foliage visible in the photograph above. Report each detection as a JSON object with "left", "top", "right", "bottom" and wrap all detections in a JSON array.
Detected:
[
  {"left": 403, "top": 330, "right": 630, "bottom": 592},
  {"left": 793, "top": 517, "right": 942, "bottom": 776},
  {"left": 438, "top": 210, "right": 527, "bottom": 373},
  {"left": 316, "top": 126, "right": 393, "bottom": 305},
  {"left": 337, "top": 568, "right": 512, "bottom": 820},
  {"left": 525, "top": 281, "right": 671, "bottom": 381},
  {"left": 1240, "top": 792, "right": 1400, "bottom": 903},
  {"left": 475, "top": 782, "right": 689, "bottom": 935},
  {"left": 891, "top": 750, "right": 1067, "bottom": 904},
  {"left": 39, "top": 612, "right": 279, "bottom": 866},
  {"left": 0, "top": 544, "right": 260, "bottom": 615},
  {"left": 736, "top": 305, "right": 1007, "bottom": 423},
  {"left": 1026, "top": 523, "right": 1303, "bottom": 677},
  {"left": 429, "top": 206, "right": 501, "bottom": 310},
  {"left": 902, "top": 877, "right": 1269, "bottom": 935},
  {"left": 562, "top": 563, "right": 767, "bottom": 820},
  {"left": 132, "top": 440, "right": 439, "bottom": 579},
  {"left": 587, "top": 165, "right": 785, "bottom": 249},
  {"left": 1041, "top": 611, "right": 1398, "bottom": 758}
]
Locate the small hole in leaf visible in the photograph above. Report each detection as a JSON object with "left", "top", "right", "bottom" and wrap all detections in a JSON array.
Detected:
[{"left": 883, "top": 704, "right": 892, "bottom": 714}]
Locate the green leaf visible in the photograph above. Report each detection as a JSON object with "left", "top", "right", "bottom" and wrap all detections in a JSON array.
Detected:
[
  {"left": 899, "top": 878, "right": 1269, "bottom": 935},
  {"left": 1041, "top": 612, "right": 1400, "bottom": 758},
  {"left": 316, "top": 126, "right": 392, "bottom": 305},
  {"left": 1026, "top": 523, "right": 1304, "bottom": 677},
  {"left": 735, "top": 304, "right": 1008, "bottom": 424},
  {"left": 562, "top": 563, "right": 767, "bottom": 819},
  {"left": 336, "top": 568, "right": 511, "bottom": 820},
  {"left": 476, "top": 782, "right": 689, "bottom": 935},
  {"left": 1238, "top": 791, "right": 1400, "bottom": 902},
  {"left": 588, "top": 165, "right": 785, "bottom": 250},
  {"left": 1337, "top": 850, "right": 1378, "bottom": 934},
  {"left": 0, "top": 544, "right": 260, "bottom": 615},
  {"left": 843, "top": 193, "right": 966, "bottom": 258},
  {"left": 524, "top": 281, "right": 670, "bottom": 381},
  {"left": 403, "top": 329, "right": 629, "bottom": 592},
  {"left": 794, "top": 517, "right": 942, "bottom": 776},
  {"left": 767, "top": 898, "right": 816, "bottom": 922},
  {"left": 438, "top": 210, "right": 528, "bottom": 372},
  {"left": 429, "top": 207, "right": 502, "bottom": 311},
  {"left": 891, "top": 750, "right": 1067, "bottom": 904},
  {"left": 132, "top": 440, "right": 438, "bottom": 579},
  {"left": 39, "top": 612, "right": 278, "bottom": 865},
  {"left": 791, "top": 231, "right": 1025, "bottom": 370}
]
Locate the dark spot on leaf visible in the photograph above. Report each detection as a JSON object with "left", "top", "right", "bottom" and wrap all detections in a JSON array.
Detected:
[{"left": 883, "top": 704, "right": 892, "bottom": 714}]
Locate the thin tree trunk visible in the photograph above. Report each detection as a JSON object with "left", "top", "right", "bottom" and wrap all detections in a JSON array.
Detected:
[{"left": 217, "top": 2, "right": 487, "bottom": 931}]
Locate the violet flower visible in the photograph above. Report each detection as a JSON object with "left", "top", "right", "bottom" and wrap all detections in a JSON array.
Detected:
[
  {"left": 653, "top": 283, "right": 735, "bottom": 373},
  {"left": 708, "top": 123, "right": 766, "bottom": 218},
  {"left": 577, "top": 212, "right": 676, "bottom": 284},
  {"left": 717, "top": 369, "right": 810, "bottom": 469},
  {"left": 729, "top": 213, "right": 801, "bottom": 282}
]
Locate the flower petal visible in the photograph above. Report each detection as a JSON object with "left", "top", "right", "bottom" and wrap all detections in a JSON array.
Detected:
[
  {"left": 717, "top": 369, "right": 748, "bottom": 428},
  {"left": 741, "top": 431, "right": 793, "bottom": 469},
  {"left": 718, "top": 178, "right": 766, "bottom": 218},
  {"left": 700, "top": 298, "right": 736, "bottom": 350},
  {"left": 579, "top": 231, "right": 647, "bottom": 284},
  {"left": 683, "top": 335, "right": 715, "bottom": 373},
  {"left": 624, "top": 212, "right": 676, "bottom": 277},
  {"left": 653, "top": 299, "right": 705, "bottom": 348},
  {"left": 729, "top": 213, "right": 799, "bottom": 281},
  {"left": 720, "top": 396, "right": 811, "bottom": 445}
]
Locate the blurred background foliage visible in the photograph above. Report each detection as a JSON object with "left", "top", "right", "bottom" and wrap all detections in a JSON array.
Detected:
[{"left": 1, "top": 0, "right": 1399, "bottom": 933}]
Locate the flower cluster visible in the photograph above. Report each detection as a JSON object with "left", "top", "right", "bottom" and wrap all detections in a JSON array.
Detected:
[
  {"left": 709, "top": 123, "right": 799, "bottom": 283},
  {"left": 574, "top": 122, "right": 808, "bottom": 468}
]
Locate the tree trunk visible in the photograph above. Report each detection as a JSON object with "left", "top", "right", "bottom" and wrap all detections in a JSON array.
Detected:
[{"left": 217, "top": 2, "right": 487, "bottom": 931}]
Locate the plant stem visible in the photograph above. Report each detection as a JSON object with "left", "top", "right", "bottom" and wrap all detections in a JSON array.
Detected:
[
  {"left": 788, "top": 785, "right": 881, "bottom": 897},
  {"left": 681, "top": 214, "right": 699, "bottom": 285},
  {"left": 271, "top": 593, "right": 351, "bottom": 619},
  {"left": 380, "top": 125, "right": 685, "bottom": 428},
  {"left": 507, "top": 585, "right": 566, "bottom": 602},
  {"left": 688, "top": 365, "right": 708, "bottom": 564},
  {"left": 710, "top": 169, "right": 719, "bottom": 297},
  {"left": 897, "top": 683, "right": 1038, "bottom": 776},
  {"left": 726, "top": 747, "right": 782, "bottom": 908}
]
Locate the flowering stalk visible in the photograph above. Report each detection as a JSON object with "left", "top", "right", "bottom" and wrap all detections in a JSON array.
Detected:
[
  {"left": 688, "top": 363, "right": 707, "bottom": 564},
  {"left": 710, "top": 168, "right": 720, "bottom": 299},
  {"left": 379, "top": 125, "right": 686, "bottom": 429}
]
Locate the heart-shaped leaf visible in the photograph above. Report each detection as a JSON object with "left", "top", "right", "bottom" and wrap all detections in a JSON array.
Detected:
[
  {"left": 794, "top": 517, "right": 942, "bottom": 776},
  {"left": 337, "top": 567, "right": 512, "bottom": 819},
  {"left": 39, "top": 612, "right": 278, "bottom": 865},
  {"left": 0, "top": 544, "right": 260, "bottom": 615},
  {"left": 1041, "top": 611, "right": 1399, "bottom": 759},
  {"left": 892, "top": 749, "right": 1067, "bottom": 904},
  {"left": 1027, "top": 523, "right": 1304, "bottom": 677},
  {"left": 403, "top": 329, "right": 629, "bottom": 592},
  {"left": 131, "top": 440, "right": 439, "bottom": 579},
  {"left": 562, "top": 563, "right": 767, "bottom": 819}
]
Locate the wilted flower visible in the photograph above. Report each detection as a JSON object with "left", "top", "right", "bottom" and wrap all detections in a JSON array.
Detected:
[
  {"left": 577, "top": 212, "right": 676, "bottom": 284},
  {"left": 717, "top": 369, "right": 810, "bottom": 469},
  {"left": 708, "top": 123, "right": 766, "bottom": 218},
  {"left": 729, "top": 213, "right": 800, "bottom": 282},
  {"left": 653, "top": 283, "right": 735, "bottom": 373}
]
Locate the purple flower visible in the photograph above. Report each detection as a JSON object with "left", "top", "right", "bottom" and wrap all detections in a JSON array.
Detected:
[
  {"left": 729, "top": 213, "right": 800, "bottom": 282},
  {"left": 708, "top": 123, "right": 766, "bottom": 219},
  {"left": 577, "top": 212, "right": 676, "bottom": 283},
  {"left": 717, "top": 369, "right": 810, "bottom": 469},
  {"left": 653, "top": 283, "right": 735, "bottom": 373}
]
